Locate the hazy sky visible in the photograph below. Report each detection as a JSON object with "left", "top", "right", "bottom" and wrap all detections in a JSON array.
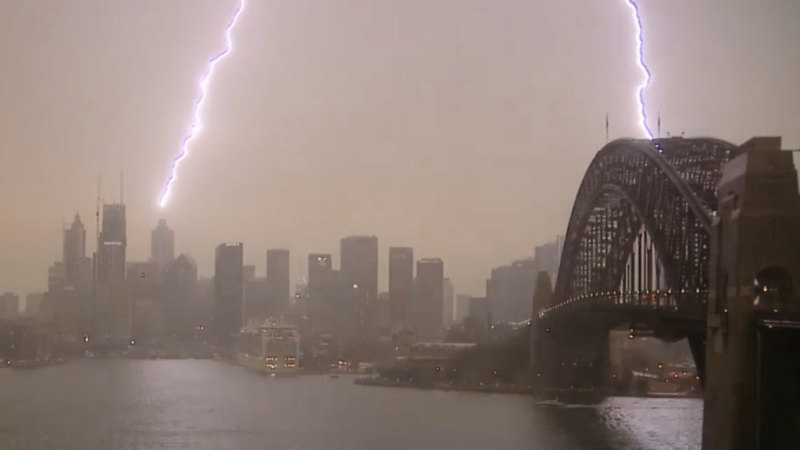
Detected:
[{"left": 1, "top": 0, "right": 799, "bottom": 298}]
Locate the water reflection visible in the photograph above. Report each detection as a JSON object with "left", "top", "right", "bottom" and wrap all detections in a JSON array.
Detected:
[{"left": 0, "top": 360, "right": 700, "bottom": 450}]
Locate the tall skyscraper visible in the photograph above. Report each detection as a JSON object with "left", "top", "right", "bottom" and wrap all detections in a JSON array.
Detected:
[
  {"left": 388, "top": 247, "right": 413, "bottom": 328},
  {"left": 308, "top": 254, "right": 333, "bottom": 298},
  {"left": 97, "top": 203, "right": 126, "bottom": 283},
  {"left": 166, "top": 254, "right": 198, "bottom": 339},
  {"left": 416, "top": 258, "right": 444, "bottom": 339},
  {"left": 214, "top": 242, "right": 243, "bottom": 346},
  {"left": 150, "top": 219, "right": 175, "bottom": 275},
  {"left": 307, "top": 253, "right": 335, "bottom": 336},
  {"left": 266, "top": 249, "right": 290, "bottom": 315},
  {"left": 340, "top": 236, "right": 378, "bottom": 336},
  {"left": 63, "top": 212, "right": 86, "bottom": 285}
]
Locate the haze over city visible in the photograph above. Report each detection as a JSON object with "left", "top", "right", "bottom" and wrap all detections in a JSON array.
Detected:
[{"left": 2, "top": 0, "right": 799, "bottom": 299}]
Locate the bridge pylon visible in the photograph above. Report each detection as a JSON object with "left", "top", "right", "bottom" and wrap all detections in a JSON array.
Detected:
[{"left": 702, "top": 137, "right": 800, "bottom": 450}]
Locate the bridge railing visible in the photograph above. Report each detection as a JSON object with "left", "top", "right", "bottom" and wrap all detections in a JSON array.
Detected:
[{"left": 538, "top": 290, "right": 707, "bottom": 319}]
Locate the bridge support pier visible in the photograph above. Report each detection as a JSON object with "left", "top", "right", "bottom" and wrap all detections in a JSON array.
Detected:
[{"left": 702, "top": 138, "right": 800, "bottom": 450}]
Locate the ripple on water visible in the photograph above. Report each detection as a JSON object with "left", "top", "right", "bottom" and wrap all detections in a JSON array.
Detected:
[{"left": 0, "top": 360, "right": 702, "bottom": 450}]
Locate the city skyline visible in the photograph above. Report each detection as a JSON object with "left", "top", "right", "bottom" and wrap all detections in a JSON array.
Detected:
[
  {"left": 7, "top": 197, "right": 565, "bottom": 304},
  {"left": 2, "top": 0, "right": 799, "bottom": 298}
]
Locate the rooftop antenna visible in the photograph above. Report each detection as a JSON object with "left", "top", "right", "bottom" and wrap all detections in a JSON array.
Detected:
[
  {"left": 605, "top": 113, "right": 609, "bottom": 144},
  {"left": 120, "top": 170, "right": 124, "bottom": 204}
]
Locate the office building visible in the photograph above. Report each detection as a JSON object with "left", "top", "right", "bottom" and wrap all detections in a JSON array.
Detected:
[
  {"left": 214, "top": 242, "right": 244, "bottom": 346},
  {"left": 307, "top": 254, "right": 335, "bottom": 336},
  {"left": 415, "top": 258, "right": 444, "bottom": 339},
  {"left": 455, "top": 294, "right": 472, "bottom": 323},
  {"left": 266, "top": 249, "right": 290, "bottom": 316},
  {"left": 63, "top": 213, "right": 90, "bottom": 287},
  {"left": 150, "top": 219, "right": 175, "bottom": 276},
  {"left": 340, "top": 236, "right": 378, "bottom": 336},
  {"left": 165, "top": 254, "right": 198, "bottom": 338},
  {"left": 388, "top": 247, "right": 413, "bottom": 328},
  {"left": 486, "top": 258, "right": 537, "bottom": 322},
  {"left": 97, "top": 203, "right": 126, "bottom": 283}
]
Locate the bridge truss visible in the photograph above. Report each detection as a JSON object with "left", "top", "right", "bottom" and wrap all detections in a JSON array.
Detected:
[{"left": 542, "top": 137, "right": 741, "bottom": 322}]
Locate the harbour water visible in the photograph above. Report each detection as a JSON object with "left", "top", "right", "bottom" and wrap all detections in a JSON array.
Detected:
[{"left": 0, "top": 360, "right": 701, "bottom": 449}]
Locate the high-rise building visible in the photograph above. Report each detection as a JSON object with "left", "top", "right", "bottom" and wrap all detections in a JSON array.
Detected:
[
  {"left": 128, "top": 260, "right": 159, "bottom": 342},
  {"left": 63, "top": 213, "right": 86, "bottom": 284},
  {"left": 308, "top": 254, "right": 333, "bottom": 298},
  {"left": 97, "top": 203, "right": 126, "bottom": 283},
  {"left": 486, "top": 258, "right": 537, "bottom": 322},
  {"left": 388, "top": 247, "right": 413, "bottom": 328},
  {"left": 150, "top": 219, "right": 175, "bottom": 275},
  {"left": 340, "top": 236, "right": 378, "bottom": 336},
  {"left": 533, "top": 236, "right": 563, "bottom": 280},
  {"left": 244, "top": 275, "right": 267, "bottom": 322},
  {"left": 266, "top": 249, "right": 290, "bottom": 315},
  {"left": 48, "top": 262, "right": 66, "bottom": 292},
  {"left": 308, "top": 254, "right": 335, "bottom": 336},
  {"left": 455, "top": 294, "right": 472, "bottom": 323},
  {"left": 467, "top": 296, "right": 491, "bottom": 342},
  {"left": 415, "top": 258, "right": 444, "bottom": 339},
  {"left": 165, "top": 254, "right": 198, "bottom": 338},
  {"left": 443, "top": 278, "right": 454, "bottom": 327},
  {"left": 214, "top": 242, "right": 244, "bottom": 346}
]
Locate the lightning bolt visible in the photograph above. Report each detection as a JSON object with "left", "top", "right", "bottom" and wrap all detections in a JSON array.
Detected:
[
  {"left": 625, "top": 0, "right": 654, "bottom": 139},
  {"left": 157, "top": 0, "right": 246, "bottom": 208}
]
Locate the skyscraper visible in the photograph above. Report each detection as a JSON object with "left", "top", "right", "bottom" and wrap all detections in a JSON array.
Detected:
[
  {"left": 388, "top": 247, "right": 413, "bottom": 328},
  {"left": 214, "top": 242, "right": 243, "bottom": 346},
  {"left": 63, "top": 212, "right": 87, "bottom": 285},
  {"left": 150, "top": 219, "right": 175, "bottom": 275},
  {"left": 415, "top": 258, "right": 444, "bottom": 339},
  {"left": 166, "top": 254, "right": 198, "bottom": 339},
  {"left": 308, "top": 254, "right": 333, "bottom": 299},
  {"left": 97, "top": 203, "right": 126, "bottom": 283},
  {"left": 340, "top": 236, "right": 378, "bottom": 336},
  {"left": 266, "top": 249, "right": 290, "bottom": 315},
  {"left": 307, "top": 253, "right": 335, "bottom": 336}
]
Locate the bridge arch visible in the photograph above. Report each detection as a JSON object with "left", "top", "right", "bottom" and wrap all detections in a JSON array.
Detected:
[{"left": 550, "top": 138, "right": 740, "bottom": 316}]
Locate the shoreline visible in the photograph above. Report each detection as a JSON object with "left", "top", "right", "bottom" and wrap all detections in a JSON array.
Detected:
[{"left": 352, "top": 376, "right": 702, "bottom": 401}]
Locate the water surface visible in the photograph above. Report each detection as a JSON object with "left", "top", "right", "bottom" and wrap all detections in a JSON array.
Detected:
[{"left": 0, "top": 360, "right": 701, "bottom": 449}]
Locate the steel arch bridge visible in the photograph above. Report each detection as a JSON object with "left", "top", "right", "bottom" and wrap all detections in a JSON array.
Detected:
[
  {"left": 531, "top": 137, "right": 743, "bottom": 392},
  {"left": 540, "top": 137, "right": 741, "bottom": 324}
]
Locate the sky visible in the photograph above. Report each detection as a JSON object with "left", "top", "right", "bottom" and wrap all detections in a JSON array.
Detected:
[{"left": 1, "top": 0, "right": 799, "bottom": 299}]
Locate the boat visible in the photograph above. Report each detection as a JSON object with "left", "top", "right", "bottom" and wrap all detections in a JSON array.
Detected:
[{"left": 235, "top": 320, "right": 300, "bottom": 375}]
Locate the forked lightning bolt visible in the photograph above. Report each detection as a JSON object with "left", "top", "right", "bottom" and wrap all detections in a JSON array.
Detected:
[
  {"left": 625, "top": 0, "right": 654, "bottom": 139},
  {"left": 158, "top": 0, "right": 246, "bottom": 208}
]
